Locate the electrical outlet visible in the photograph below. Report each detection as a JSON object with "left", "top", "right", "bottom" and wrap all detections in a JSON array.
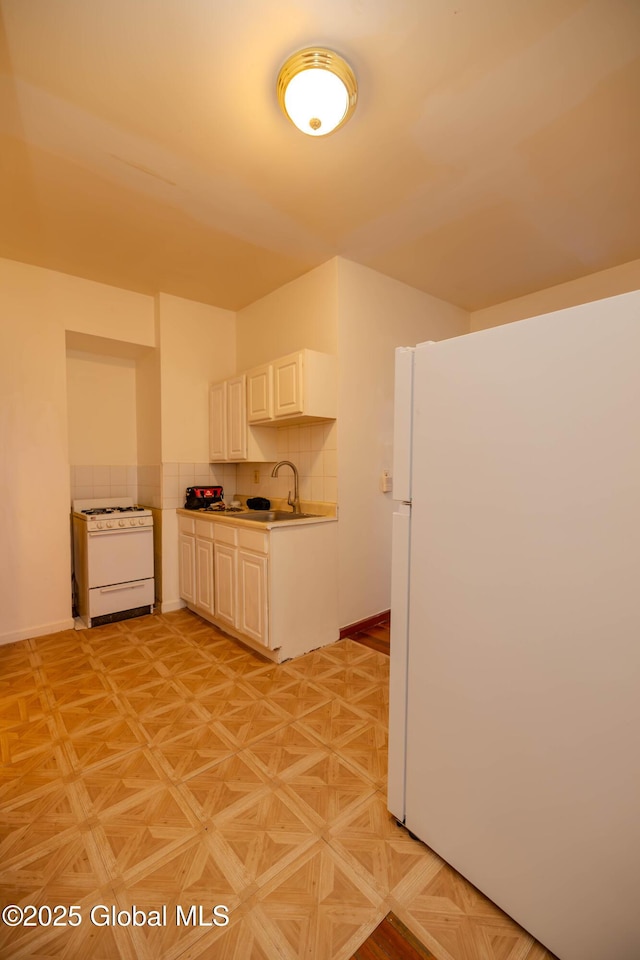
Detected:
[
  {"left": 380, "top": 470, "right": 392, "bottom": 493},
  {"left": 253, "top": 469, "right": 260, "bottom": 484}
]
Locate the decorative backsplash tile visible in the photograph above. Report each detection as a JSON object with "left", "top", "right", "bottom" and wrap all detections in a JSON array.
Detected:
[
  {"left": 70, "top": 465, "right": 138, "bottom": 504},
  {"left": 236, "top": 422, "right": 338, "bottom": 504},
  {"left": 161, "top": 462, "right": 238, "bottom": 509},
  {"left": 71, "top": 462, "right": 240, "bottom": 511},
  {"left": 137, "top": 464, "right": 162, "bottom": 509},
  {"left": 68, "top": 437, "right": 335, "bottom": 512}
]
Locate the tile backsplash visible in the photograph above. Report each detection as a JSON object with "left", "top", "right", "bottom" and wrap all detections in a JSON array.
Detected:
[
  {"left": 69, "top": 423, "right": 337, "bottom": 511},
  {"left": 161, "top": 462, "right": 238, "bottom": 510},
  {"left": 236, "top": 422, "right": 337, "bottom": 503},
  {"left": 138, "top": 464, "right": 162, "bottom": 509},
  {"left": 70, "top": 463, "right": 237, "bottom": 510},
  {"left": 70, "top": 464, "right": 138, "bottom": 503}
]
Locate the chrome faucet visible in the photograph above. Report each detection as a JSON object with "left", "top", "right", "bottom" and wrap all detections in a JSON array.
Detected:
[{"left": 271, "top": 460, "right": 301, "bottom": 514}]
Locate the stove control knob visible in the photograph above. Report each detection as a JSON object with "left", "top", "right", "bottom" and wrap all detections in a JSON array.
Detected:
[
  {"left": 97, "top": 522, "right": 104, "bottom": 530},
  {"left": 138, "top": 518, "right": 145, "bottom": 525},
  {"left": 106, "top": 521, "right": 113, "bottom": 528},
  {"left": 118, "top": 519, "right": 125, "bottom": 527},
  {"left": 129, "top": 519, "right": 135, "bottom": 526}
]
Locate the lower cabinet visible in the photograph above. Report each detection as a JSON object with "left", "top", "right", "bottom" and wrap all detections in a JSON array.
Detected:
[
  {"left": 178, "top": 515, "right": 270, "bottom": 650},
  {"left": 177, "top": 511, "right": 337, "bottom": 662},
  {"left": 195, "top": 537, "right": 214, "bottom": 616},
  {"left": 213, "top": 542, "right": 237, "bottom": 628},
  {"left": 237, "top": 550, "right": 268, "bottom": 646},
  {"left": 178, "top": 531, "right": 196, "bottom": 604},
  {"left": 179, "top": 520, "right": 216, "bottom": 617}
]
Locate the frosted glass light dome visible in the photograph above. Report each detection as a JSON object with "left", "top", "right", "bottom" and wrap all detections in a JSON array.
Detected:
[{"left": 277, "top": 48, "right": 357, "bottom": 137}]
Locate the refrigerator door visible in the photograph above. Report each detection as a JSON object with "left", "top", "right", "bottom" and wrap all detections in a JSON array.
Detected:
[
  {"left": 387, "top": 501, "right": 411, "bottom": 822},
  {"left": 404, "top": 292, "right": 640, "bottom": 960},
  {"left": 391, "top": 347, "right": 415, "bottom": 503},
  {"left": 388, "top": 345, "right": 417, "bottom": 823}
]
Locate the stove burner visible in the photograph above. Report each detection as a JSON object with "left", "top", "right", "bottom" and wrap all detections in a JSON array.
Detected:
[{"left": 82, "top": 506, "right": 146, "bottom": 515}]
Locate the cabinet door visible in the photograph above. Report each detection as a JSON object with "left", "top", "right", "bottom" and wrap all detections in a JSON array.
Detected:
[
  {"left": 195, "top": 537, "right": 214, "bottom": 615},
  {"left": 209, "top": 382, "right": 227, "bottom": 461},
  {"left": 214, "top": 543, "right": 237, "bottom": 627},
  {"left": 237, "top": 550, "right": 269, "bottom": 647},
  {"left": 178, "top": 533, "right": 196, "bottom": 604},
  {"left": 247, "top": 365, "right": 272, "bottom": 423},
  {"left": 273, "top": 353, "right": 303, "bottom": 418},
  {"left": 227, "top": 375, "right": 248, "bottom": 460}
]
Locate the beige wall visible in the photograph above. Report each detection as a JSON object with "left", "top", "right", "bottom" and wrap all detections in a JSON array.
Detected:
[
  {"left": 233, "top": 258, "right": 339, "bottom": 508},
  {"left": 0, "top": 250, "right": 468, "bottom": 639},
  {"left": 0, "top": 261, "right": 240, "bottom": 640},
  {"left": 235, "top": 256, "right": 469, "bottom": 629},
  {"left": 336, "top": 259, "right": 469, "bottom": 627},
  {"left": 471, "top": 257, "right": 640, "bottom": 330},
  {"left": 66, "top": 351, "right": 138, "bottom": 465},
  {"left": 136, "top": 334, "right": 162, "bottom": 469},
  {"left": 236, "top": 260, "right": 338, "bottom": 370},
  {"left": 151, "top": 294, "right": 236, "bottom": 611},
  {"left": 0, "top": 258, "right": 154, "bottom": 645},
  {"left": 17, "top": 246, "right": 636, "bottom": 643},
  {"left": 157, "top": 293, "right": 236, "bottom": 463},
  {"left": 42, "top": 266, "right": 155, "bottom": 344}
]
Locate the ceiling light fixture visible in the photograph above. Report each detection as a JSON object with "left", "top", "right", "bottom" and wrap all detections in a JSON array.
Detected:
[{"left": 276, "top": 47, "right": 357, "bottom": 137}]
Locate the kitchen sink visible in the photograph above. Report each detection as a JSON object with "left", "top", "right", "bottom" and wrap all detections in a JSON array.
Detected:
[{"left": 233, "top": 510, "right": 321, "bottom": 523}]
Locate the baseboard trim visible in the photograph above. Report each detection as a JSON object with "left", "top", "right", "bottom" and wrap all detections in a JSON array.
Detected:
[
  {"left": 0, "top": 617, "right": 76, "bottom": 648},
  {"left": 339, "top": 610, "right": 390, "bottom": 640},
  {"left": 160, "top": 599, "right": 186, "bottom": 613}
]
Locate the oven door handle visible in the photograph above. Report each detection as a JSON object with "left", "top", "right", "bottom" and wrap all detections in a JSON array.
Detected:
[{"left": 98, "top": 582, "right": 146, "bottom": 594}]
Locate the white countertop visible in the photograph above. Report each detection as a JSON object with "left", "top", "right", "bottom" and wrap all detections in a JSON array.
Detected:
[{"left": 176, "top": 508, "right": 337, "bottom": 531}]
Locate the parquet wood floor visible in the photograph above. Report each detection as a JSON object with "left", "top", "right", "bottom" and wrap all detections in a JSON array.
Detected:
[
  {"left": 351, "top": 911, "right": 436, "bottom": 959},
  {"left": 349, "top": 618, "right": 391, "bottom": 657},
  {"left": 0, "top": 610, "right": 558, "bottom": 960}
]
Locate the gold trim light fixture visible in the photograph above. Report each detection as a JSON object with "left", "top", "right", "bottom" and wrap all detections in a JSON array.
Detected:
[{"left": 277, "top": 47, "right": 357, "bottom": 137}]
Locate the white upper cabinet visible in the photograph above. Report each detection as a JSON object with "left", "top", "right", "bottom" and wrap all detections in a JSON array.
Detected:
[
  {"left": 209, "top": 381, "right": 227, "bottom": 461},
  {"left": 247, "top": 349, "right": 337, "bottom": 427},
  {"left": 209, "top": 375, "right": 278, "bottom": 462},
  {"left": 247, "top": 364, "right": 272, "bottom": 423},
  {"left": 273, "top": 352, "right": 303, "bottom": 418},
  {"left": 211, "top": 350, "right": 336, "bottom": 460},
  {"left": 227, "top": 375, "right": 247, "bottom": 460}
]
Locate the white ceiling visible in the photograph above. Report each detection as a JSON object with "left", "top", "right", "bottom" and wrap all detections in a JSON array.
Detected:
[{"left": 1, "top": 0, "right": 639, "bottom": 311}]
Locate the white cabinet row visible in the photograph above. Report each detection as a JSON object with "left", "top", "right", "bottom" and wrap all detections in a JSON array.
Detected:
[
  {"left": 210, "top": 349, "right": 336, "bottom": 462},
  {"left": 178, "top": 512, "right": 338, "bottom": 662},
  {"left": 179, "top": 517, "right": 269, "bottom": 647},
  {"left": 246, "top": 349, "right": 337, "bottom": 424},
  {"left": 209, "top": 376, "right": 278, "bottom": 462}
]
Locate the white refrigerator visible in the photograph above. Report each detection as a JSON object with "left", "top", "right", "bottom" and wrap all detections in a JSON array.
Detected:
[{"left": 388, "top": 290, "right": 640, "bottom": 960}]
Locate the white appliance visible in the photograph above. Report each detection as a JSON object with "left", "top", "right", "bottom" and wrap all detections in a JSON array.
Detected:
[
  {"left": 388, "top": 291, "right": 640, "bottom": 960},
  {"left": 72, "top": 498, "right": 155, "bottom": 627}
]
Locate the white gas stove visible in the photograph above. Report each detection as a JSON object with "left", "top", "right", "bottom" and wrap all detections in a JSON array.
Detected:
[
  {"left": 73, "top": 498, "right": 153, "bottom": 531},
  {"left": 72, "top": 498, "right": 155, "bottom": 628}
]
